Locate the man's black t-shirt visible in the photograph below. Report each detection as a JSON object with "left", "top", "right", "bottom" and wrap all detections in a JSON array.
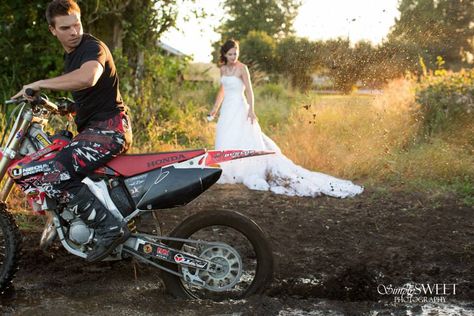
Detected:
[{"left": 64, "top": 33, "right": 124, "bottom": 131}]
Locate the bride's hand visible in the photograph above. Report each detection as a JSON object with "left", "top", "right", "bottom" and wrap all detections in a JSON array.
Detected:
[{"left": 247, "top": 110, "right": 257, "bottom": 124}]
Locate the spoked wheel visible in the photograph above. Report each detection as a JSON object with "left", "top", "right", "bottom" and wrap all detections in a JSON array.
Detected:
[
  {"left": 0, "top": 203, "right": 22, "bottom": 292},
  {"left": 161, "top": 210, "right": 273, "bottom": 300}
]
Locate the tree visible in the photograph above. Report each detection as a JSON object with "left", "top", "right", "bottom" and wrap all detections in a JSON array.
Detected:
[
  {"left": 240, "top": 31, "right": 276, "bottom": 73},
  {"left": 80, "top": 0, "right": 181, "bottom": 59},
  {"left": 351, "top": 41, "right": 378, "bottom": 88},
  {"left": 319, "top": 39, "right": 380, "bottom": 93},
  {"left": 388, "top": 0, "right": 474, "bottom": 69},
  {"left": 0, "top": 0, "right": 64, "bottom": 94},
  {"left": 0, "top": 0, "right": 185, "bottom": 97},
  {"left": 219, "top": 0, "right": 302, "bottom": 40},
  {"left": 375, "top": 40, "right": 422, "bottom": 80},
  {"left": 320, "top": 39, "right": 357, "bottom": 93},
  {"left": 275, "top": 36, "right": 323, "bottom": 90}
]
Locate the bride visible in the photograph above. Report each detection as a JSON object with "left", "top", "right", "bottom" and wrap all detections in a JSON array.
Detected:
[{"left": 208, "top": 39, "right": 363, "bottom": 198}]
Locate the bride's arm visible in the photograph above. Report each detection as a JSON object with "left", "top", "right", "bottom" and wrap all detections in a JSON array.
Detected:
[
  {"left": 241, "top": 65, "right": 257, "bottom": 123},
  {"left": 210, "top": 84, "right": 225, "bottom": 117}
]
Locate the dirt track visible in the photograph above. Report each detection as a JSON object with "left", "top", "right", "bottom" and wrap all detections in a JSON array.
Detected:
[{"left": 1, "top": 185, "right": 473, "bottom": 315}]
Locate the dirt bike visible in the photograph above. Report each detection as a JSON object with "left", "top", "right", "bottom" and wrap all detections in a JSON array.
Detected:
[{"left": 0, "top": 89, "right": 274, "bottom": 300}]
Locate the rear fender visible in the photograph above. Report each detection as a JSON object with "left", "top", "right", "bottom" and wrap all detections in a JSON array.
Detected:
[{"left": 202, "top": 149, "right": 274, "bottom": 166}]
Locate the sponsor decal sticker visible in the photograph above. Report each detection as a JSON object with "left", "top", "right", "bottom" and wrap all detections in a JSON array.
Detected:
[
  {"left": 143, "top": 244, "right": 153, "bottom": 254},
  {"left": 21, "top": 164, "right": 51, "bottom": 177},
  {"left": 35, "top": 134, "right": 50, "bottom": 147},
  {"left": 147, "top": 154, "right": 186, "bottom": 168},
  {"left": 15, "top": 129, "right": 24, "bottom": 139},
  {"left": 173, "top": 253, "right": 208, "bottom": 269},
  {"left": 29, "top": 146, "right": 54, "bottom": 161},
  {"left": 223, "top": 150, "right": 255, "bottom": 159},
  {"left": 10, "top": 166, "right": 23, "bottom": 179},
  {"left": 156, "top": 246, "right": 169, "bottom": 257},
  {"left": 174, "top": 254, "right": 184, "bottom": 263}
]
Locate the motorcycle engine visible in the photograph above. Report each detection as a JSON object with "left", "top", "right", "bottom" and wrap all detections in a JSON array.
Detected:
[
  {"left": 60, "top": 209, "right": 93, "bottom": 245},
  {"left": 69, "top": 219, "right": 93, "bottom": 245}
]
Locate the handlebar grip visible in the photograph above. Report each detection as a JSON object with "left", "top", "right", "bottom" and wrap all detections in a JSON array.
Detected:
[
  {"left": 25, "top": 88, "right": 37, "bottom": 97},
  {"left": 4, "top": 99, "right": 17, "bottom": 105}
]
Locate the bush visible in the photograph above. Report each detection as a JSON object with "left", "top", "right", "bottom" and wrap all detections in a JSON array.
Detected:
[
  {"left": 254, "top": 81, "right": 296, "bottom": 129},
  {"left": 258, "top": 82, "right": 285, "bottom": 99},
  {"left": 416, "top": 68, "right": 474, "bottom": 137},
  {"left": 105, "top": 49, "right": 217, "bottom": 153}
]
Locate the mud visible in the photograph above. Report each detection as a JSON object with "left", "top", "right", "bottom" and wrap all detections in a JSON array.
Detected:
[{"left": 1, "top": 185, "right": 473, "bottom": 315}]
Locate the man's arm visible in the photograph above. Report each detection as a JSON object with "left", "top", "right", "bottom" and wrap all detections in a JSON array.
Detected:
[{"left": 12, "top": 60, "right": 103, "bottom": 99}]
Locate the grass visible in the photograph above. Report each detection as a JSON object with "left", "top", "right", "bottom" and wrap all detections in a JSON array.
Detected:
[
  {"left": 270, "top": 79, "right": 418, "bottom": 180},
  {"left": 261, "top": 78, "right": 473, "bottom": 205}
]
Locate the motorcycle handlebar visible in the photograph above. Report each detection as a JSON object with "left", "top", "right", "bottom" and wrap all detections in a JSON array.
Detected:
[
  {"left": 25, "top": 88, "right": 59, "bottom": 113},
  {"left": 4, "top": 99, "right": 20, "bottom": 105},
  {"left": 4, "top": 89, "right": 60, "bottom": 114}
]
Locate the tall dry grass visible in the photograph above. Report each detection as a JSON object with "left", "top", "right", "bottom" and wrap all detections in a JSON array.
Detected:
[{"left": 269, "top": 78, "right": 473, "bottom": 188}]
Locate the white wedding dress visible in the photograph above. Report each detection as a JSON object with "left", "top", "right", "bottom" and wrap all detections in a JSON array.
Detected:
[{"left": 215, "top": 75, "right": 363, "bottom": 198}]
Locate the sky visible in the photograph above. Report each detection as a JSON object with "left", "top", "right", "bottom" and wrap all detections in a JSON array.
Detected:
[{"left": 161, "top": 0, "right": 400, "bottom": 63}]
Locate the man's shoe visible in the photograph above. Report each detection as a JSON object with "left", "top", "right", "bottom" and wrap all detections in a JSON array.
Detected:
[{"left": 66, "top": 185, "right": 130, "bottom": 262}]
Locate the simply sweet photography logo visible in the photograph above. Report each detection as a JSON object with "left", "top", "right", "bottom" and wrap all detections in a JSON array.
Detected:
[{"left": 377, "top": 283, "right": 457, "bottom": 304}]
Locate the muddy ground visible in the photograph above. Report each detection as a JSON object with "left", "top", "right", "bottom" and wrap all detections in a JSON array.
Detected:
[{"left": 1, "top": 185, "right": 473, "bottom": 315}]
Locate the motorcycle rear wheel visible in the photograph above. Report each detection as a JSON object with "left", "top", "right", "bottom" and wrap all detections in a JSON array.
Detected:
[
  {"left": 161, "top": 210, "right": 273, "bottom": 300},
  {"left": 0, "top": 203, "right": 22, "bottom": 292}
]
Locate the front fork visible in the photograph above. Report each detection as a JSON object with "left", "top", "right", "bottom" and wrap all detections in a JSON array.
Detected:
[
  {"left": 0, "top": 107, "right": 33, "bottom": 202},
  {"left": 0, "top": 178, "right": 15, "bottom": 201}
]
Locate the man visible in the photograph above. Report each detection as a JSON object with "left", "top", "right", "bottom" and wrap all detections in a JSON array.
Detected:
[{"left": 12, "top": 0, "right": 132, "bottom": 262}]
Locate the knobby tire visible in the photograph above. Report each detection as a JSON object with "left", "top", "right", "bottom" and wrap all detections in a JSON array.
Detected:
[
  {"left": 0, "top": 202, "right": 22, "bottom": 293},
  {"left": 161, "top": 210, "right": 273, "bottom": 300}
]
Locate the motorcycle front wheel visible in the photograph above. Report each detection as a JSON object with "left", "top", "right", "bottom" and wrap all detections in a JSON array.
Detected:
[
  {"left": 0, "top": 203, "right": 22, "bottom": 292},
  {"left": 161, "top": 210, "right": 273, "bottom": 300}
]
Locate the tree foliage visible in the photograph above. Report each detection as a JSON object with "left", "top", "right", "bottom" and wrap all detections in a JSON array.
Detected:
[
  {"left": 240, "top": 31, "right": 276, "bottom": 73},
  {"left": 0, "top": 0, "right": 64, "bottom": 93},
  {"left": 275, "top": 37, "right": 323, "bottom": 90},
  {"left": 389, "top": 0, "right": 474, "bottom": 69},
  {"left": 80, "top": 0, "right": 181, "bottom": 64},
  {"left": 416, "top": 67, "right": 474, "bottom": 136},
  {"left": 219, "top": 0, "right": 302, "bottom": 40},
  {"left": 0, "top": 0, "right": 184, "bottom": 97}
]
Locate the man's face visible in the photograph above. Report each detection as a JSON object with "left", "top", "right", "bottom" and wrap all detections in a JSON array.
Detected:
[{"left": 49, "top": 12, "right": 83, "bottom": 53}]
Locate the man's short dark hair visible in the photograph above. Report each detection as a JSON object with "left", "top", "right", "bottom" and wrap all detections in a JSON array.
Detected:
[{"left": 46, "top": 0, "right": 81, "bottom": 26}]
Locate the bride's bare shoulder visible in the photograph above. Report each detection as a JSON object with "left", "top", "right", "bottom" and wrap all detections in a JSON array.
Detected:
[{"left": 237, "top": 62, "right": 247, "bottom": 69}]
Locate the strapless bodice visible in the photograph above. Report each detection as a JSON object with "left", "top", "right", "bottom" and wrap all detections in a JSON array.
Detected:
[{"left": 221, "top": 76, "right": 245, "bottom": 97}]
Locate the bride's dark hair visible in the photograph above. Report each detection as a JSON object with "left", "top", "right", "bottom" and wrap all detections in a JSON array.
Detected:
[{"left": 220, "top": 39, "right": 239, "bottom": 65}]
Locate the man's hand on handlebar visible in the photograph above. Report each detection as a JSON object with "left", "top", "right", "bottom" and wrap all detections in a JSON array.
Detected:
[
  {"left": 6, "top": 88, "right": 59, "bottom": 113},
  {"left": 11, "top": 81, "right": 41, "bottom": 100}
]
